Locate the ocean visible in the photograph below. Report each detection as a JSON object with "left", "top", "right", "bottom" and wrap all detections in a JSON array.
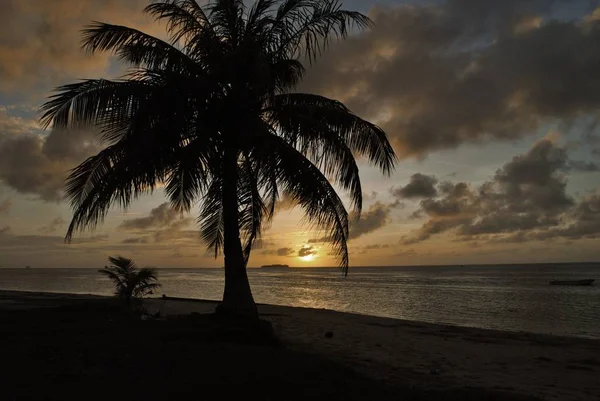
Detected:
[{"left": 1, "top": 263, "right": 599, "bottom": 339}]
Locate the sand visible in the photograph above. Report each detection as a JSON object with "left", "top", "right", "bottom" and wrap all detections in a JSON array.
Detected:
[
  {"left": 2, "top": 290, "right": 599, "bottom": 400},
  {"left": 147, "top": 297, "right": 600, "bottom": 401}
]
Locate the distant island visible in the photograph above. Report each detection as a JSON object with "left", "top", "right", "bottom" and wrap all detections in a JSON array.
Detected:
[{"left": 260, "top": 264, "right": 290, "bottom": 269}]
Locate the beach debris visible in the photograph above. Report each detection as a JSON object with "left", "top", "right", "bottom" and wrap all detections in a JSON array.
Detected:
[{"left": 325, "top": 331, "right": 334, "bottom": 338}]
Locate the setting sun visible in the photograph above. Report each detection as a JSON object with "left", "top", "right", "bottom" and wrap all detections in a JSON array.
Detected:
[{"left": 299, "top": 254, "right": 316, "bottom": 262}]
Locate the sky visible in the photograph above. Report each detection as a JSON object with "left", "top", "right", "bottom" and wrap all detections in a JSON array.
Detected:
[{"left": 1, "top": 0, "right": 600, "bottom": 269}]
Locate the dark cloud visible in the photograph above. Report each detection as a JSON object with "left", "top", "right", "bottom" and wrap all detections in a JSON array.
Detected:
[
  {"left": 349, "top": 202, "right": 393, "bottom": 239},
  {"left": 392, "top": 173, "right": 438, "bottom": 199},
  {"left": 0, "top": 229, "right": 108, "bottom": 248},
  {"left": 499, "top": 192, "right": 600, "bottom": 242},
  {"left": 395, "top": 249, "right": 417, "bottom": 258},
  {"left": 120, "top": 203, "right": 184, "bottom": 231},
  {"left": 362, "top": 191, "right": 379, "bottom": 202},
  {"left": 364, "top": 244, "right": 390, "bottom": 250},
  {"left": 0, "top": 0, "right": 152, "bottom": 95},
  {"left": 403, "top": 139, "right": 600, "bottom": 244},
  {"left": 261, "top": 247, "right": 295, "bottom": 257},
  {"left": 119, "top": 203, "right": 195, "bottom": 245},
  {"left": 153, "top": 225, "right": 197, "bottom": 243},
  {"left": 567, "top": 160, "right": 600, "bottom": 172},
  {"left": 122, "top": 237, "right": 150, "bottom": 245},
  {"left": 0, "top": 129, "right": 100, "bottom": 201},
  {"left": 308, "top": 202, "right": 395, "bottom": 243},
  {"left": 303, "top": 1, "right": 600, "bottom": 157},
  {"left": 0, "top": 198, "right": 11, "bottom": 214},
  {"left": 38, "top": 217, "right": 66, "bottom": 234},
  {"left": 169, "top": 251, "right": 198, "bottom": 259},
  {"left": 307, "top": 236, "right": 329, "bottom": 244},
  {"left": 357, "top": 244, "right": 391, "bottom": 254},
  {"left": 298, "top": 246, "right": 316, "bottom": 258}
]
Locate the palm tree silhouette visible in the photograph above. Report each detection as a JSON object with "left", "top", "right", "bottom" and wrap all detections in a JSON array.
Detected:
[
  {"left": 41, "top": 0, "right": 397, "bottom": 317},
  {"left": 99, "top": 256, "right": 161, "bottom": 307}
]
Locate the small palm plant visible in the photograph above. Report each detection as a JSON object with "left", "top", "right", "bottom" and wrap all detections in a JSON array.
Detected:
[{"left": 99, "top": 256, "right": 161, "bottom": 308}]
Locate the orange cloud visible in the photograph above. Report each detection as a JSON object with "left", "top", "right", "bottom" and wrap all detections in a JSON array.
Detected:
[{"left": 0, "top": 0, "right": 159, "bottom": 96}]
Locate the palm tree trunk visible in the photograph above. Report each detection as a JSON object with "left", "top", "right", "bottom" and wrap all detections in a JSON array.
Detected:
[{"left": 218, "top": 146, "right": 258, "bottom": 318}]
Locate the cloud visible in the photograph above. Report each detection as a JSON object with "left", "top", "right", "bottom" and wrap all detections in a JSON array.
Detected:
[
  {"left": 0, "top": 0, "right": 154, "bottom": 96},
  {"left": 298, "top": 246, "right": 316, "bottom": 258},
  {"left": 349, "top": 202, "right": 392, "bottom": 240},
  {"left": 403, "top": 138, "right": 600, "bottom": 244},
  {"left": 303, "top": 1, "right": 600, "bottom": 157},
  {"left": 0, "top": 1, "right": 168, "bottom": 200},
  {"left": 0, "top": 228, "right": 108, "bottom": 249},
  {"left": 38, "top": 217, "right": 66, "bottom": 234},
  {"left": 392, "top": 173, "right": 438, "bottom": 199},
  {"left": 120, "top": 203, "right": 184, "bottom": 231},
  {"left": 499, "top": 192, "right": 600, "bottom": 242},
  {"left": 362, "top": 191, "right": 379, "bottom": 202},
  {"left": 307, "top": 236, "right": 329, "bottom": 244},
  {"left": 567, "top": 160, "right": 600, "bottom": 172},
  {"left": 261, "top": 247, "right": 295, "bottom": 257},
  {"left": 356, "top": 243, "right": 392, "bottom": 254},
  {"left": 0, "top": 126, "right": 100, "bottom": 201},
  {"left": 364, "top": 244, "right": 390, "bottom": 250},
  {"left": 307, "top": 202, "right": 396, "bottom": 243},
  {"left": 119, "top": 203, "right": 196, "bottom": 245},
  {"left": 0, "top": 106, "right": 39, "bottom": 139},
  {"left": 169, "top": 251, "right": 199, "bottom": 259},
  {"left": 153, "top": 223, "right": 197, "bottom": 244},
  {"left": 0, "top": 198, "right": 11, "bottom": 214},
  {"left": 395, "top": 249, "right": 417, "bottom": 258},
  {"left": 122, "top": 237, "right": 150, "bottom": 245}
]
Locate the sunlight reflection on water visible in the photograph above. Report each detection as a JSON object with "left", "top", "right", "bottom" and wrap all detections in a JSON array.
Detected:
[{"left": 1, "top": 265, "right": 599, "bottom": 338}]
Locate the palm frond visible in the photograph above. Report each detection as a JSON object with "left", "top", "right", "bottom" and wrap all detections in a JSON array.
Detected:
[
  {"left": 145, "top": 0, "right": 214, "bottom": 44},
  {"left": 81, "top": 22, "right": 198, "bottom": 72},
  {"left": 131, "top": 267, "right": 162, "bottom": 298},
  {"left": 207, "top": 0, "right": 246, "bottom": 46},
  {"left": 64, "top": 142, "right": 166, "bottom": 241},
  {"left": 164, "top": 137, "right": 216, "bottom": 212},
  {"left": 268, "top": 93, "right": 397, "bottom": 174},
  {"left": 253, "top": 129, "right": 350, "bottom": 273},
  {"left": 198, "top": 177, "right": 225, "bottom": 258},
  {"left": 238, "top": 154, "right": 268, "bottom": 264},
  {"left": 271, "top": 0, "right": 372, "bottom": 62},
  {"left": 40, "top": 79, "right": 152, "bottom": 130},
  {"left": 246, "top": 0, "right": 277, "bottom": 34}
]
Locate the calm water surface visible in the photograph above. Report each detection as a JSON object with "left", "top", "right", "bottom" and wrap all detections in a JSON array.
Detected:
[{"left": 1, "top": 264, "right": 599, "bottom": 339}]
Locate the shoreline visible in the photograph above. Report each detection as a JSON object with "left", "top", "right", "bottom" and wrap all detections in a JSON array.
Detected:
[
  {"left": 2, "top": 289, "right": 599, "bottom": 341},
  {"left": 3, "top": 289, "right": 598, "bottom": 341},
  {"left": 2, "top": 289, "right": 599, "bottom": 400}
]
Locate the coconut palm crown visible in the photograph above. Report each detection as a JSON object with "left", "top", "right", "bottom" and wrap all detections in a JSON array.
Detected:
[{"left": 40, "top": 0, "right": 397, "bottom": 316}]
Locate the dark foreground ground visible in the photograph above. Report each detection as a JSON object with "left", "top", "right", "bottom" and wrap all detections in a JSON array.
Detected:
[{"left": 0, "top": 297, "right": 542, "bottom": 401}]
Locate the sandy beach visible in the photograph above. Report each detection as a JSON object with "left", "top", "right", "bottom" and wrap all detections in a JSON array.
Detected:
[
  {"left": 2, "top": 290, "right": 599, "bottom": 400},
  {"left": 148, "top": 297, "right": 600, "bottom": 401}
]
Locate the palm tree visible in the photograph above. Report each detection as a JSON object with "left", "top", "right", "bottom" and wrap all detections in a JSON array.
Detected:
[
  {"left": 41, "top": 0, "right": 397, "bottom": 317},
  {"left": 99, "top": 256, "right": 161, "bottom": 306}
]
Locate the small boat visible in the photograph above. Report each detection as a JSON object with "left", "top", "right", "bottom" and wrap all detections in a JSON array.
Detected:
[{"left": 549, "top": 279, "right": 595, "bottom": 286}]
